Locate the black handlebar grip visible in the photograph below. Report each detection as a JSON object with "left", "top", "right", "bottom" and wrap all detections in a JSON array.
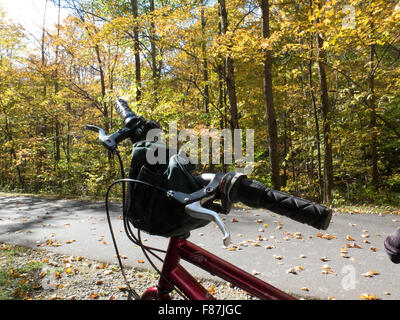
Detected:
[
  {"left": 230, "top": 177, "right": 332, "bottom": 230},
  {"left": 114, "top": 98, "right": 140, "bottom": 128}
]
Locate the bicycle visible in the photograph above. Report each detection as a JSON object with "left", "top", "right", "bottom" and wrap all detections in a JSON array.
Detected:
[{"left": 84, "top": 99, "right": 332, "bottom": 300}]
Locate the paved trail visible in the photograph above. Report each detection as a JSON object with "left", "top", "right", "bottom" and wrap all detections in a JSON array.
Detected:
[{"left": 1, "top": 195, "right": 399, "bottom": 300}]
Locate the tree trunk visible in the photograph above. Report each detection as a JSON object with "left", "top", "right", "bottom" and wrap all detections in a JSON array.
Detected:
[
  {"left": 308, "top": 33, "right": 323, "bottom": 201},
  {"left": 54, "top": 0, "right": 61, "bottom": 167},
  {"left": 201, "top": 3, "right": 210, "bottom": 126},
  {"left": 131, "top": 0, "right": 141, "bottom": 101},
  {"left": 369, "top": 42, "right": 378, "bottom": 188},
  {"left": 260, "top": 0, "right": 280, "bottom": 190},
  {"left": 316, "top": 32, "right": 333, "bottom": 203},
  {"left": 218, "top": 0, "right": 239, "bottom": 130}
]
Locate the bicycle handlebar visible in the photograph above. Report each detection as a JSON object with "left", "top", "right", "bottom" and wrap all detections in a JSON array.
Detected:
[
  {"left": 114, "top": 98, "right": 142, "bottom": 129},
  {"left": 228, "top": 176, "right": 332, "bottom": 230},
  {"left": 86, "top": 98, "right": 332, "bottom": 242}
]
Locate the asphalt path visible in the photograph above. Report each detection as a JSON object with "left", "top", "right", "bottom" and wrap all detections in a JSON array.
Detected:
[{"left": 1, "top": 195, "right": 400, "bottom": 300}]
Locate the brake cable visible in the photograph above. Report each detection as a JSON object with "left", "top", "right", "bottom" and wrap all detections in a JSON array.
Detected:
[{"left": 105, "top": 151, "right": 188, "bottom": 300}]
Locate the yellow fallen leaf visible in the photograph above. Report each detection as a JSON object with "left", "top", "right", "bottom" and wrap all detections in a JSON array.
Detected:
[
  {"left": 90, "top": 292, "right": 99, "bottom": 299},
  {"left": 321, "top": 264, "right": 336, "bottom": 275},
  {"left": 208, "top": 285, "right": 216, "bottom": 295},
  {"left": 137, "top": 260, "right": 145, "bottom": 263},
  {"left": 362, "top": 270, "right": 379, "bottom": 278},
  {"left": 360, "top": 293, "right": 379, "bottom": 300},
  {"left": 346, "top": 235, "right": 355, "bottom": 241}
]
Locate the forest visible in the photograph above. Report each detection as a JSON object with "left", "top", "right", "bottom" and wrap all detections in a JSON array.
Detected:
[{"left": 0, "top": 0, "right": 400, "bottom": 206}]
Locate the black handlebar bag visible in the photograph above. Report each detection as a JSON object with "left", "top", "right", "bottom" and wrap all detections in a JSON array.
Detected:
[{"left": 125, "top": 141, "right": 210, "bottom": 238}]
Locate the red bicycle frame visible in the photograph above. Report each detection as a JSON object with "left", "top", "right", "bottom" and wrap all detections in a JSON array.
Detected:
[{"left": 141, "top": 236, "right": 295, "bottom": 300}]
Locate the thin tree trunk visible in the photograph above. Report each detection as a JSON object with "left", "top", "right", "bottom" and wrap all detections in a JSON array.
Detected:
[
  {"left": 369, "top": 42, "right": 378, "bottom": 188},
  {"left": 260, "top": 0, "right": 280, "bottom": 190},
  {"left": 201, "top": 3, "right": 210, "bottom": 126},
  {"left": 316, "top": 32, "right": 333, "bottom": 203},
  {"left": 4, "top": 113, "right": 23, "bottom": 187},
  {"left": 308, "top": 33, "right": 323, "bottom": 201},
  {"left": 54, "top": 0, "right": 61, "bottom": 167},
  {"left": 41, "top": 0, "right": 48, "bottom": 97},
  {"left": 218, "top": 0, "right": 239, "bottom": 130},
  {"left": 131, "top": 0, "right": 141, "bottom": 101}
]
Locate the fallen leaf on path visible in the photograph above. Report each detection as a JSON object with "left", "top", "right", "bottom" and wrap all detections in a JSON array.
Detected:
[
  {"left": 359, "top": 293, "right": 379, "bottom": 300},
  {"left": 346, "top": 235, "right": 355, "bottom": 241},
  {"left": 317, "top": 233, "right": 336, "bottom": 240},
  {"left": 321, "top": 264, "right": 336, "bottom": 275},
  {"left": 286, "top": 268, "right": 297, "bottom": 274},
  {"left": 346, "top": 242, "right": 361, "bottom": 249},
  {"left": 362, "top": 270, "right": 379, "bottom": 278},
  {"left": 208, "top": 285, "right": 216, "bottom": 295},
  {"left": 90, "top": 293, "right": 99, "bottom": 299}
]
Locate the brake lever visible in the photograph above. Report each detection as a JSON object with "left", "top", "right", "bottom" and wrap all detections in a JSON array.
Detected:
[
  {"left": 83, "top": 125, "right": 118, "bottom": 152},
  {"left": 185, "top": 201, "right": 231, "bottom": 246}
]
